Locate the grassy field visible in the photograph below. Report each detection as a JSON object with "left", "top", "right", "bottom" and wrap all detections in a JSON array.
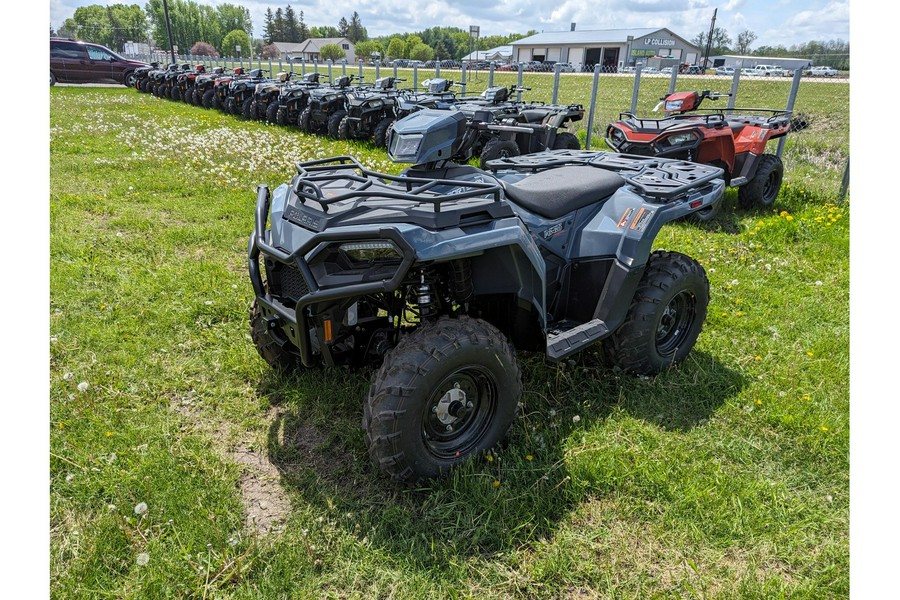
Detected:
[{"left": 50, "top": 86, "right": 849, "bottom": 598}]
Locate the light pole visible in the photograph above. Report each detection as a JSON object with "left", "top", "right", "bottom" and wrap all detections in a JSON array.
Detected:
[{"left": 161, "top": 0, "right": 176, "bottom": 65}]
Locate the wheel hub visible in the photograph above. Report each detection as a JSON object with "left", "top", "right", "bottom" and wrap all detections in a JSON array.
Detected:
[{"left": 434, "top": 383, "right": 468, "bottom": 426}]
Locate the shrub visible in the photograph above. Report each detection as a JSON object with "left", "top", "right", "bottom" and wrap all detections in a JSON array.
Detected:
[
  {"left": 190, "top": 42, "right": 219, "bottom": 57},
  {"left": 261, "top": 44, "right": 280, "bottom": 59}
]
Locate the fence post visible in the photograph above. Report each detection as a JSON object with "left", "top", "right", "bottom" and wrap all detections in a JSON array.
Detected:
[
  {"left": 375, "top": 61, "right": 381, "bottom": 79},
  {"left": 413, "top": 65, "right": 418, "bottom": 89},
  {"left": 460, "top": 63, "right": 467, "bottom": 96},
  {"left": 839, "top": 158, "right": 850, "bottom": 200},
  {"left": 341, "top": 59, "right": 347, "bottom": 76},
  {"left": 630, "top": 63, "right": 642, "bottom": 114},
  {"left": 777, "top": 68, "right": 804, "bottom": 157},
  {"left": 358, "top": 61, "right": 364, "bottom": 82},
  {"left": 668, "top": 65, "right": 678, "bottom": 94},
  {"left": 301, "top": 59, "right": 306, "bottom": 75},
  {"left": 552, "top": 63, "right": 562, "bottom": 104},
  {"left": 517, "top": 63, "right": 524, "bottom": 102},
  {"left": 728, "top": 63, "right": 741, "bottom": 110},
  {"left": 268, "top": 57, "right": 273, "bottom": 75},
  {"left": 488, "top": 63, "right": 495, "bottom": 88},
  {"left": 435, "top": 61, "right": 440, "bottom": 77},
  {"left": 585, "top": 64, "right": 602, "bottom": 150},
  {"left": 393, "top": 64, "right": 398, "bottom": 80}
]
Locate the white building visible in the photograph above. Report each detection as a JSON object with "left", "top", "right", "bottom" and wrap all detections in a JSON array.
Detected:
[
  {"left": 271, "top": 38, "right": 356, "bottom": 63},
  {"left": 510, "top": 28, "right": 702, "bottom": 72}
]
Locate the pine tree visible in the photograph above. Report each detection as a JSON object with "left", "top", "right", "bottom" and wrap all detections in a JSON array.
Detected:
[
  {"left": 263, "top": 8, "right": 274, "bottom": 44},
  {"left": 348, "top": 11, "right": 365, "bottom": 43},
  {"left": 284, "top": 5, "right": 299, "bottom": 43},
  {"left": 298, "top": 10, "right": 309, "bottom": 41},
  {"left": 338, "top": 17, "right": 349, "bottom": 38},
  {"left": 273, "top": 8, "right": 285, "bottom": 42}
]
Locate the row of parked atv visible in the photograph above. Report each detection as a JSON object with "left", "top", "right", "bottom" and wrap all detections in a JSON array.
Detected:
[{"left": 130, "top": 62, "right": 585, "bottom": 168}]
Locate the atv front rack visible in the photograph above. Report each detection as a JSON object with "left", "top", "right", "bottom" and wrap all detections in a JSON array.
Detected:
[
  {"left": 292, "top": 156, "right": 503, "bottom": 213},
  {"left": 619, "top": 107, "right": 791, "bottom": 132},
  {"left": 485, "top": 149, "right": 724, "bottom": 201}
]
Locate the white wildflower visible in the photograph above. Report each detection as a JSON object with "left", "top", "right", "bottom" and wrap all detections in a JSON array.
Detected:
[
  {"left": 136, "top": 552, "right": 150, "bottom": 566},
  {"left": 77, "top": 381, "right": 89, "bottom": 393},
  {"left": 134, "top": 502, "right": 148, "bottom": 515}
]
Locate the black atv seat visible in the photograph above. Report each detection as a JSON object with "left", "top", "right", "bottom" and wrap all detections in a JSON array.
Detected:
[
  {"left": 519, "top": 109, "right": 547, "bottom": 123},
  {"left": 502, "top": 166, "right": 625, "bottom": 219}
]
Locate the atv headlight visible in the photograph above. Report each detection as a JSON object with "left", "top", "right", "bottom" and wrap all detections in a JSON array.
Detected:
[
  {"left": 390, "top": 133, "right": 423, "bottom": 159},
  {"left": 608, "top": 127, "right": 625, "bottom": 146},
  {"left": 338, "top": 241, "right": 401, "bottom": 263},
  {"left": 664, "top": 99, "right": 684, "bottom": 111},
  {"left": 365, "top": 99, "right": 384, "bottom": 109},
  {"left": 657, "top": 131, "right": 700, "bottom": 148}
]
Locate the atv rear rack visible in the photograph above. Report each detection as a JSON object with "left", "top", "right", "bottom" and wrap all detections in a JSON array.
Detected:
[
  {"left": 485, "top": 149, "right": 724, "bottom": 201},
  {"left": 292, "top": 156, "right": 503, "bottom": 213},
  {"left": 619, "top": 107, "right": 791, "bottom": 132}
]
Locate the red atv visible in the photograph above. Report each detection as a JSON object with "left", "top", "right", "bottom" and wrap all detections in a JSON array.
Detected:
[{"left": 605, "top": 90, "right": 791, "bottom": 218}]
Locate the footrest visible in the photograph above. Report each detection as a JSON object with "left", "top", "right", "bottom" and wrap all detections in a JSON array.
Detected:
[{"left": 546, "top": 319, "right": 610, "bottom": 361}]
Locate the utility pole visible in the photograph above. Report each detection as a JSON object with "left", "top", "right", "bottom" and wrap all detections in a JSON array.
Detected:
[
  {"left": 162, "top": 0, "right": 176, "bottom": 65},
  {"left": 702, "top": 8, "right": 717, "bottom": 73}
]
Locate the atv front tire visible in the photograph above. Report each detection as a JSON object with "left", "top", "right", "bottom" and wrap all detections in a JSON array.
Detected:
[
  {"left": 738, "top": 154, "right": 783, "bottom": 209},
  {"left": 249, "top": 301, "right": 301, "bottom": 371},
  {"left": 552, "top": 131, "right": 581, "bottom": 150},
  {"left": 267, "top": 103, "right": 280, "bottom": 124},
  {"left": 365, "top": 317, "right": 521, "bottom": 484},
  {"left": 201, "top": 89, "right": 215, "bottom": 108},
  {"left": 328, "top": 110, "right": 348, "bottom": 138},
  {"left": 603, "top": 251, "right": 709, "bottom": 375},
  {"left": 243, "top": 98, "right": 255, "bottom": 120},
  {"left": 337, "top": 115, "right": 354, "bottom": 140},
  {"left": 276, "top": 106, "right": 289, "bottom": 126},
  {"left": 373, "top": 116, "right": 395, "bottom": 148},
  {"left": 299, "top": 106, "right": 315, "bottom": 133},
  {"left": 479, "top": 138, "right": 520, "bottom": 169}
]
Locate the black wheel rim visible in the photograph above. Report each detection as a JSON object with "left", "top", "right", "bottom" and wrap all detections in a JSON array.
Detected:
[
  {"left": 655, "top": 290, "right": 697, "bottom": 356},
  {"left": 762, "top": 170, "right": 781, "bottom": 205},
  {"left": 422, "top": 366, "right": 497, "bottom": 459}
]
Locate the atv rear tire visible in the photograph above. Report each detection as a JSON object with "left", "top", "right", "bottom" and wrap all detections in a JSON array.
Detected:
[
  {"left": 249, "top": 301, "right": 302, "bottom": 372},
  {"left": 373, "top": 116, "right": 395, "bottom": 148},
  {"left": 170, "top": 86, "right": 181, "bottom": 102},
  {"left": 364, "top": 316, "right": 521, "bottom": 484},
  {"left": 479, "top": 138, "right": 520, "bottom": 169},
  {"left": 552, "top": 131, "right": 581, "bottom": 150},
  {"left": 738, "top": 154, "right": 783, "bottom": 209},
  {"left": 267, "top": 103, "right": 280, "bottom": 124},
  {"left": 328, "top": 110, "right": 347, "bottom": 138},
  {"left": 603, "top": 251, "right": 709, "bottom": 375}
]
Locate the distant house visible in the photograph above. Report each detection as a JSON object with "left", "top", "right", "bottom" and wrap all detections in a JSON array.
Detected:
[
  {"left": 461, "top": 46, "right": 513, "bottom": 64},
  {"left": 271, "top": 38, "right": 356, "bottom": 63}
]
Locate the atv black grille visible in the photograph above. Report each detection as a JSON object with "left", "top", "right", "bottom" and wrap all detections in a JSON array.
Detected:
[{"left": 269, "top": 261, "right": 310, "bottom": 301}]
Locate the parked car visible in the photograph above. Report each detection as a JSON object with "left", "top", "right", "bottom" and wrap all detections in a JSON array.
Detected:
[
  {"left": 751, "top": 65, "right": 782, "bottom": 77},
  {"left": 556, "top": 62, "right": 576, "bottom": 72},
  {"left": 50, "top": 38, "right": 150, "bottom": 86},
  {"left": 642, "top": 66, "right": 659, "bottom": 74},
  {"left": 715, "top": 66, "right": 735, "bottom": 76},
  {"left": 805, "top": 65, "right": 838, "bottom": 77},
  {"left": 680, "top": 64, "right": 704, "bottom": 74},
  {"left": 740, "top": 67, "right": 756, "bottom": 77},
  {"left": 496, "top": 63, "right": 517, "bottom": 71},
  {"left": 660, "top": 67, "right": 673, "bottom": 75}
]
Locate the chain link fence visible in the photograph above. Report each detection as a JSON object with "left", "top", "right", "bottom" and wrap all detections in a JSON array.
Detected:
[{"left": 138, "top": 52, "right": 850, "bottom": 200}]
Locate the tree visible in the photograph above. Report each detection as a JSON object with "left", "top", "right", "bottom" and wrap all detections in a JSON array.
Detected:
[
  {"left": 190, "top": 41, "right": 219, "bottom": 57},
  {"left": 222, "top": 29, "right": 251, "bottom": 56},
  {"left": 261, "top": 43, "right": 280, "bottom": 58},
  {"left": 63, "top": 5, "right": 111, "bottom": 46},
  {"left": 408, "top": 42, "right": 433, "bottom": 62},
  {"left": 310, "top": 26, "right": 341, "bottom": 38},
  {"left": 338, "top": 17, "right": 349, "bottom": 38},
  {"left": 284, "top": 5, "right": 300, "bottom": 43},
  {"left": 217, "top": 4, "right": 252, "bottom": 38},
  {"left": 298, "top": 11, "right": 309, "bottom": 41},
  {"left": 386, "top": 37, "right": 406, "bottom": 60},
  {"left": 263, "top": 8, "right": 275, "bottom": 44},
  {"left": 348, "top": 11, "right": 366, "bottom": 43},
  {"left": 692, "top": 27, "right": 733, "bottom": 56},
  {"left": 433, "top": 40, "right": 448, "bottom": 60},
  {"left": 319, "top": 43, "right": 345, "bottom": 61},
  {"left": 736, "top": 30, "right": 757, "bottom": 55},
  {"left": 354, "top": 40, "right": 382, "bottom": 63},
  {"left": 145, "top": 0, "right": 225, "bottom": 54},
  {"left": 273, "top": 8, "right": 285, "bottom": 42},
  {"left": 106, "top": 4, "right": 147, "bottom": 51}
]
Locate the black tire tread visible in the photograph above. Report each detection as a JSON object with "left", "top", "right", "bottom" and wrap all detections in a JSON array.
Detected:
[
  {"left": 737, "top": 154, "right": 784, "bottom": 209},
  {"left": 249, "top": 301, "right": 301, "bottom": 372},
  {"left": 364, "top": 316, "right": 521, "bottom": 485}
]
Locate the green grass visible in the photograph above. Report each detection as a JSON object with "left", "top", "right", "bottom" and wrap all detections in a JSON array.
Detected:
[{"left": 50, "top": 87, "right": 848, "bottom": 598}]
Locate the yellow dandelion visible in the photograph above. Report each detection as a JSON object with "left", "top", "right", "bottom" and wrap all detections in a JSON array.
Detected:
[
  {"left": 736, "top": 311, "right": 745, "bottom": 317},
  {"left": 492, "top": 480, "right": 501, "bottom": 488},
  {"left": 755, "top": 399, "right": 763, "bottom": 406},
  {"left": 526, "top": 455, "right": 534, "bottom": 461},
  {"left": 820, "top": 426, "right": 829, "bottom": 433},
  {"left": 785, "top": 215, "right": 794, "bottom": 221},
  {"left": 806, "top": 351, "right": 814, "bottom": 357},
  {"left": 58, "top": 422, "right": 65, "bottom": 429},
  {"left": 485, "top": 453, "right": 494, "bottom": 463},
  {"left": 721, "top": 311, "right": 728, "bottom": 317},
  {"left": 106, "top": 431, "right": 114, "bottom": 437},
  {"left": 803, "top": 394, "right": 811, "bottom": 401},
  {"left": 755, "top": 355, "right": 762, "bottom": 361}
]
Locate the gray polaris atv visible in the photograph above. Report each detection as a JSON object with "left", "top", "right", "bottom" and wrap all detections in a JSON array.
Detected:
[{"left": 248, "top": 109, "right": 724, "bottom": 484}]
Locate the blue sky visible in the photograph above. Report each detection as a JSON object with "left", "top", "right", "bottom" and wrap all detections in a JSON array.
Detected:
[{"left": 47, "top": 0, "right": 849, "bottom": 50}]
